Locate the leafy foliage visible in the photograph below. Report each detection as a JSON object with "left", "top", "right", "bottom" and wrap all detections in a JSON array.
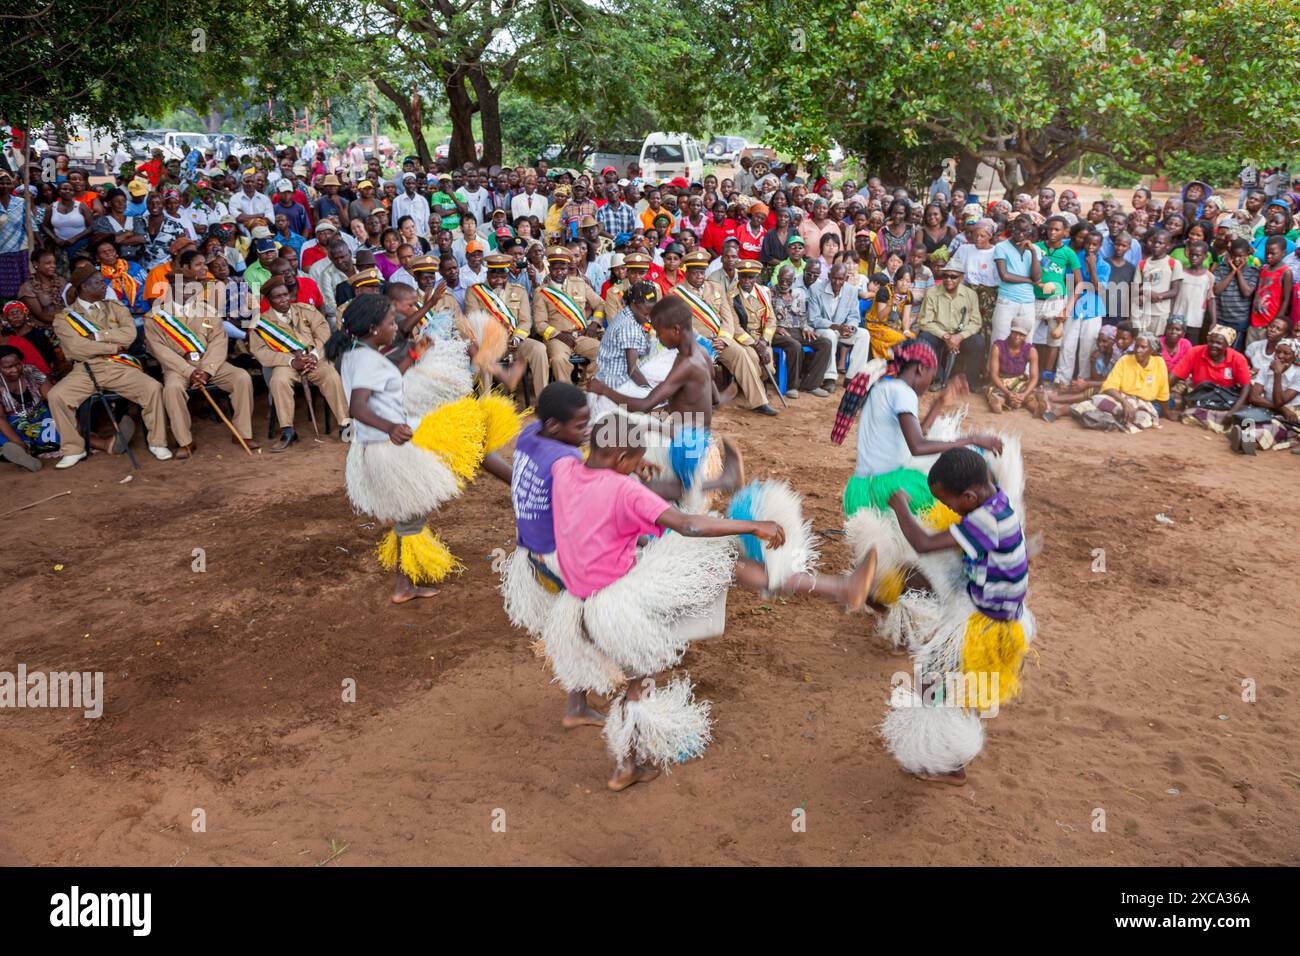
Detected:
[{"left": 732, "top": 0, "right": 1300, "bottom": 192}]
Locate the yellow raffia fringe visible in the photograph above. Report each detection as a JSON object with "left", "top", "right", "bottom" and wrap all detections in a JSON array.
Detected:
[
  {"left": 921, "top": 501, "right": 962, "bottom": 531},
  {"left": 412, "top": 395, "right": 487, "bottom": 482},
  {"left": 872, "top": 566, "right": 906, "bottom": 605},
  {"left": 960, "top": 612, "right": 1027, "bottom": 705},
  {"left": 376, "top": 527, "right": 462, "bottom": 585},
  {"left": 479, "top": 392, "right": 525, "bottom": 453}
]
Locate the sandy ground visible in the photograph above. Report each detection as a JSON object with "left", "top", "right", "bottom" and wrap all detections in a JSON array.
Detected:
[{"left": 2, "top": 386, "right": 1298, "bottom": 867}]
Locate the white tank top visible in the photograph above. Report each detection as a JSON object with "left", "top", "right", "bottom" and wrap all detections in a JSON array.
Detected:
[{"left": 51, "top": 203, "right": 85, "bottom": 241}]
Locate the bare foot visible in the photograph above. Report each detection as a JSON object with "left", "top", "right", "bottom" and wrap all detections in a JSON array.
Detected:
[
  {"left": 911, "top": 767, "right": 967, "bottom": 787},
  {"left": 607, "top": 762, "right": 661, "bottom": 792},
  {"left": 562, "top": 705, "right": 606, "bottom": 729},
  {"left": 391, "top": 585, "right": 440, "bottom": 605}
]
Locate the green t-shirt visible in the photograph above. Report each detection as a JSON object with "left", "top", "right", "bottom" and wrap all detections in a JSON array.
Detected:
[
  {"left": 429, "top": 190, "right": 462, "bottom": 231},
  {"left": 1033, "top": 242, "right": 1081, "bottom": 300}
]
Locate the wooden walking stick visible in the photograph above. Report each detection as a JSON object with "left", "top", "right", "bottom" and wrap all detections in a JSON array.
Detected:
[
  {"left": 197, "top": 386, "right": 253, "bottom": 455},
  {"left": 300, "top": 374, "right": 320, "bottom": 436}
]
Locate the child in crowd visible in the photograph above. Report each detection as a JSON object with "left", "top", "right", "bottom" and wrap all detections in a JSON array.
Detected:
[
  {"left": 1213, "top": 238, "right": 1260, "bottom": 350},
  {"left": 908, "top": 246, "right": 935, "bottom": 294},
  {"left": 1135, "top": 228, "right": 1183, "bottom": 334},
  {"left": 1248, "top": 235, "right": 1293, "bottom": 346},
  {"left": 1171, "top": 240, "right": 1215, "bottom": 345},
  {"left": 1104, "top": 232, "right": 1137, "bottom": 326}
]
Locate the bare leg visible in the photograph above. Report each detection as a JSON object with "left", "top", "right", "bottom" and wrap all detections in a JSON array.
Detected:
[
  {"left": 607, "top": 676, "right": 661, "bottom": 792},
  {"left": 562, "top": 689, "right": 604, "bottom": 729},
  {"left": 481, "top": 450, "right": 512, "bottom": 483},
  {"left": 732, "top": 547, "right": 877, "bottom": 610}
]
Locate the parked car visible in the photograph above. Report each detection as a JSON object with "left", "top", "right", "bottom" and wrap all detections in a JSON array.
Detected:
[
  {"left": 359, "top": 135, "right": 396, "bottom": 160},
  {"left": 435, "top": 136, "right": 483, "bottom": 162},
  {"left": 739, "top": 144, "right": 777, "bottom": 165},
  {"left": 705, "top": 136, "right": 747, "bottom": 165},
  {"left": 638, "top": 132, "right": 704, "bottom": 184}
]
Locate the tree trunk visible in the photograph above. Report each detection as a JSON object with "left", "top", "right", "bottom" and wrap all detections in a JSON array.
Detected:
[
  {"left": 445, "top": 65, "right": 478, "bottom": 169},
  {"left": 953, "top": 148, "right": 981, "bottom": 194},
  {"left": 467, "top": 65, "right": 502, "bottom": 168},
  {"left": 1003, "top": 142, "right": 1081, "bottom": 201},
  {"left": 374, "top": 76, "right": 433, "bottom": 169}
]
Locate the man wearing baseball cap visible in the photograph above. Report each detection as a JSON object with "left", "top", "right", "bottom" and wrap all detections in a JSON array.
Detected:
[
  {"left": 272, "top": 178, "right": 310, "bottom": 238},
  {"left": 300, "top": 217, "right": 338, "bottom": 272}
]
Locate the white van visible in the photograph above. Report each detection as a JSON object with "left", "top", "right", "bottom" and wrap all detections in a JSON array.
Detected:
[{"left": 638, "top": 132, "right": 704, "bottom": 185}]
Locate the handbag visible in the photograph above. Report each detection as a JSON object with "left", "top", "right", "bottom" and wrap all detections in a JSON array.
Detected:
[{"left": 1185, "top": 382, "right": 1238, "bottom": 411}]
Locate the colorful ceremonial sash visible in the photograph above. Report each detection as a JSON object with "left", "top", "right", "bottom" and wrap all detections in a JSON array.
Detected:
[
  {"left": 469, "top": 283, "right": 521, "bottom": 334},
  {"left": 253, "top": 315, "right": 307, "bottom": 353},
  {"left": 63, "top": 309, "right": 101, "bottom": 339},
  {"left": 673, "top": 284, "right": 724, "bottom": 336},
  {"left": 151, "top": 309, "right": 206, "bottom": 359},
  {"left": 539, "top": 285, "right": 588, "bottom": 330},
  {"left": 66, "top": 309, "right": 144, "bottom": 369},
  {"left": 753, "top": 285, "right": 774, "bottom": 333}
]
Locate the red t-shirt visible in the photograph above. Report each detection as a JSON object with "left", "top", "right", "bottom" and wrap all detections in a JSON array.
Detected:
[
  {"left": 300, "top": 244, "right": 327, "bottom": 271},
  {"left": 259, "top": 276, "right": 323, "bottom": 313},
  {"left": 701, "top": 220, "right": 736, "bottom": 257},
  {"left": 737, "top": 223, "right": 766, "bottom": 260},
  {"left": 1170, "top": 345, "right": 1250, "bottom": 389},
  {"left": 551, "top": 457, "right": 670, "bottom": 599},
  {"left": 138, "top": 159, "right": 163, "bottom": 188}
]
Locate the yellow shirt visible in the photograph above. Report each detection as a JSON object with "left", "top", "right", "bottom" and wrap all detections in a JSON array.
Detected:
[{"left": 1103, "top": 353, "right": 1169, "bottom": 403}]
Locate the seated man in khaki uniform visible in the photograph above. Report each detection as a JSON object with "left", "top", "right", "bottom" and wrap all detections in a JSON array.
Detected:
[
  {"left": 534, "top": 246, "right": 604, "bottom": 384},
  {"left": 734, "top": 258, "right": 831, "bottom": 399},
  {"left": 49, "top": 261, "right": 173, "bottom": 469},
  {"left": 672, "top": 249, "right": 778, "bottom": 416},
  {"left": 251, "top": 274, "right": 351, "bottom": 452},
  {"left": 145, "top": 248, "right": 259, "bottom": 458},
  {"left": 465, "top": 253, "right": 547, "bottom": 404}
]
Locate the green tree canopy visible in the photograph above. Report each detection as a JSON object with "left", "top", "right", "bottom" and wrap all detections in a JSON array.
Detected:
[{"left": 735, "top": 0, "right": 1300, "bottom": 194}]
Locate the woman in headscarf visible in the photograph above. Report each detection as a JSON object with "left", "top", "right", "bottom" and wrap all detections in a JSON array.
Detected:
[
  {"left": 1225, "top": 337, "right": 1300, "bottom": 454},
  {"left": 1067, "top": 330, "right": 1169, "bottom": 432},
  {"left": 1171, "top": 323, "right": 1253, "bottom": 426}
]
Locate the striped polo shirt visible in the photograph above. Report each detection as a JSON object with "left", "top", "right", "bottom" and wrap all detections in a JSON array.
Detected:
[{"left": 949, "top": 486, "right": 1028, "bottom": 621}]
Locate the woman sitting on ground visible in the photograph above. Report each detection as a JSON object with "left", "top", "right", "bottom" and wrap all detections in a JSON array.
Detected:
[
  {"left": 1170, "top": 324, "right": 1253, "bottom": 427},
  {"left": 1243, "top": 316, "right": 1292, "bottom": 375},
  {"left": 864, "top": 264, "right": 915, "bottom": 358},
  {"left": 1067, "top": 330, "right": 1169, "bottom": 432},
  {"left": 1225, "top": 337, "right": 1300, "bottom": 454},
  {"left": 985, "top": 314, "right": 1044, "bottom": 415},
  {"left": 1041, "top": 323, "right": 1132, "bottom": 420}
]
